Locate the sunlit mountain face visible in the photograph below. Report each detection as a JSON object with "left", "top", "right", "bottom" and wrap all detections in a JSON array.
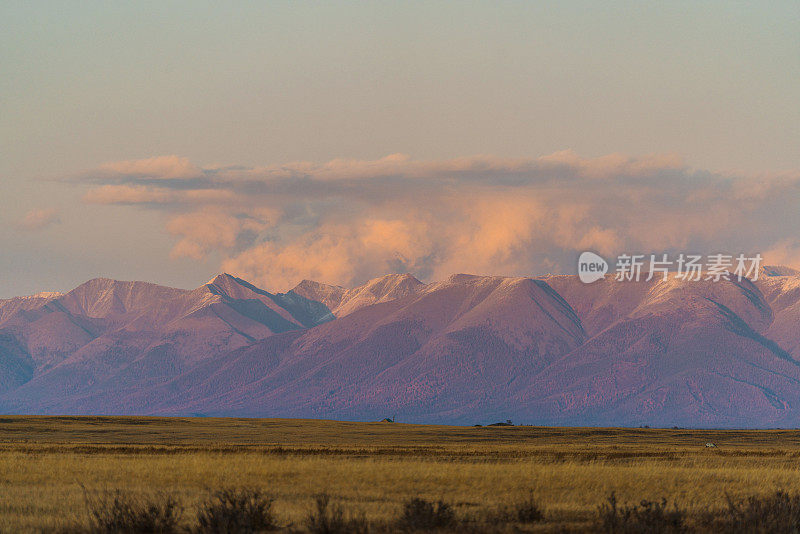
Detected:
[{"left": 2, "top": 268, "right": 800, "bottom": 427}]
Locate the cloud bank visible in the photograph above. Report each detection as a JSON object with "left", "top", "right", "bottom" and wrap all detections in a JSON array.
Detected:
[
  {"left": 78, "top": 152, "right": 800, "bottom": 290},
  {"left": 17, "top": 208, "right": 60, "bottom": 231}
]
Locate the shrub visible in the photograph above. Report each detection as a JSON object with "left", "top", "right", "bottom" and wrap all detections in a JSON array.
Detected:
[
  {"left": 699, "top": 491, "right": 800, "bottom": 533},
  {"left": 304, "top": 493, "right": 369, "bottom": 534},
  {"left": 512, "top": 491, "right": 544, "bottom": 524},
  {"left": 194, "top": 488, "right": 278, "bottom": 533},
  {"left": 596, "top": 492, "right": 686, "bottom": 533},
  {"left": 485, "top": 491, "right": 544, "bottom": 526},
  {"left": 398, "top": 498, "right": 456, "bottom": 531},
  {"left": 84, "top": 490, "right": 181, "bottom": 533}
]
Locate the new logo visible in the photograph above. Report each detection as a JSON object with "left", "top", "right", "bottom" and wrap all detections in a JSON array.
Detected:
[{"left": 578, "top": 251, "right": 608, "bottom": 283}]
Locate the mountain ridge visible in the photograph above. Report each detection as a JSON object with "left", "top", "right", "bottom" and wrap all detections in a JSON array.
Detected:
[{"left": 3, "top": 268, "right": 800, "bottom": 427}]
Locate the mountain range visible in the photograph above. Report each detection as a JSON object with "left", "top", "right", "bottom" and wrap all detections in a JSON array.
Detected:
[{"left": 3, "top": 268, "right": 800, "bottom": 427}]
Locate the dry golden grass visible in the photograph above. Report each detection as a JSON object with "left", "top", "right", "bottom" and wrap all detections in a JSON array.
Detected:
[{"left": 1, "top": 417, "right": 800, "bottom": 532}]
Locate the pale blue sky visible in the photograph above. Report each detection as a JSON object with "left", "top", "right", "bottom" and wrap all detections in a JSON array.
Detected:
[{"left": 1, "top": 2, "right": 799, "bottom": 297}]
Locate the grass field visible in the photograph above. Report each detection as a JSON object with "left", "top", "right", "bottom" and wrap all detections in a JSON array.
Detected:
[{"left": 2, "top": 417, "right": 800, "bottom": 532}]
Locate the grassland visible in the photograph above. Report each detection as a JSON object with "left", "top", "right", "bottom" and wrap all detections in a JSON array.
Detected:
[{"left": 2, "top": 417, "right": 800, "bottom": 532}]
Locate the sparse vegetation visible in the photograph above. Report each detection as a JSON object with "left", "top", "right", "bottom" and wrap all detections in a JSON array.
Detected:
[
  {"left": 83, "top": 490, "right": 181, "bottom": 533},
  {"left": 698, "top": 491, "right": 800, "bottom": 533},
  {"left": 479, "top": 490, "right": 544, "bottom": 528},
  {"left": 4, "top": 417, "right": 800, "bottom": 532},
  {"left": 72, "top": 487, "right": 800, "bottom": 533},
  {"left": 194, "top": 488, "right": 278, "bottom": 533},
  {"left": 397, "top": 498, "right": 455, "bottom": 531},
  {"left": 509, "top": 491, "right": 544, "bottom": 524},
  {"left": 304, "top": 494, "right": 369, "bottom": 534},
  {"left": 596, "top": 492, "right": 686, "bottom": 533}
]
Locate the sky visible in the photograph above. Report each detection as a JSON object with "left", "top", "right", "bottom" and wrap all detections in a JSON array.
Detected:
[{"left": 1, "top": 1, "right": 799, "bottom": 297}]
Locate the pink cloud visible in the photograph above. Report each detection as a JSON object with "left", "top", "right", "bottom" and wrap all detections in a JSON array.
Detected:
[
  {"left": 77, "top": 152, "right": 800, "bottom": 290},
  {"left": 167, "top": 208, "right": 277, "bottom": 260},
  {"left": 17, "top": 208, "right": 60, "bottom": 231},
  {"left": 764, "top": 240, "right": 800, "bottom": 271},
  {"left": 97, "top": 155, "right": 202, "bottom": 180},
  {"left": 84, "top": 185, "right": 236, "bottom": 205},
  {"left": 84, "top": 185, "right": 175, "bottom": 204}
]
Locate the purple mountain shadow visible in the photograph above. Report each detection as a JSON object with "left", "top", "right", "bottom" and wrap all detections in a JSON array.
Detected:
[{"left": 3, "top": 268, "right": 800, "bottom": 427}]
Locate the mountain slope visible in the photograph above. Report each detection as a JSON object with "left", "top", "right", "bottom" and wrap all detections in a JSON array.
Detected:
[
  {"left": 160, "top": 273, "right": 800, "bottom": 426},
  {"left": 289, "top": 273, "right": 423, "bottom": 317},
  {"left": 4, "top": 269, "right": 800, "bottom": 427},
  {"left": 157, "top": 274, "right": 586, "bottom": 420},
  {"left": 0, "top": 275, "right": 332, "bottom": 413},
  {"left": 517, "top": 275, "right": 800, "bottom": 427}
]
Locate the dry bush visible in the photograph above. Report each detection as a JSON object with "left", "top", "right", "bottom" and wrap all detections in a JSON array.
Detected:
[
  {"left": 304, "top": 493, "right": 370, "bottom": 534},
  {"left": 596, "top": 492, "right": 686, "bottom": 533},
  {"left": 698, "top": 491, "right": 800, "bottom": 533},
  {"left": 84, "top": 489, "right": 181, "bottom": 533},
  {"left": 193, "top": 488, "right": 278, "bottom": 533},
  {"left": 397, "top": 497, "right": 456, "bottom": 531},
  {"left": 482, "top": 490, "right": 544, "bottom": 527},
  {"left": 508, "top": 491, "right": 544, "bottom": 524}
]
